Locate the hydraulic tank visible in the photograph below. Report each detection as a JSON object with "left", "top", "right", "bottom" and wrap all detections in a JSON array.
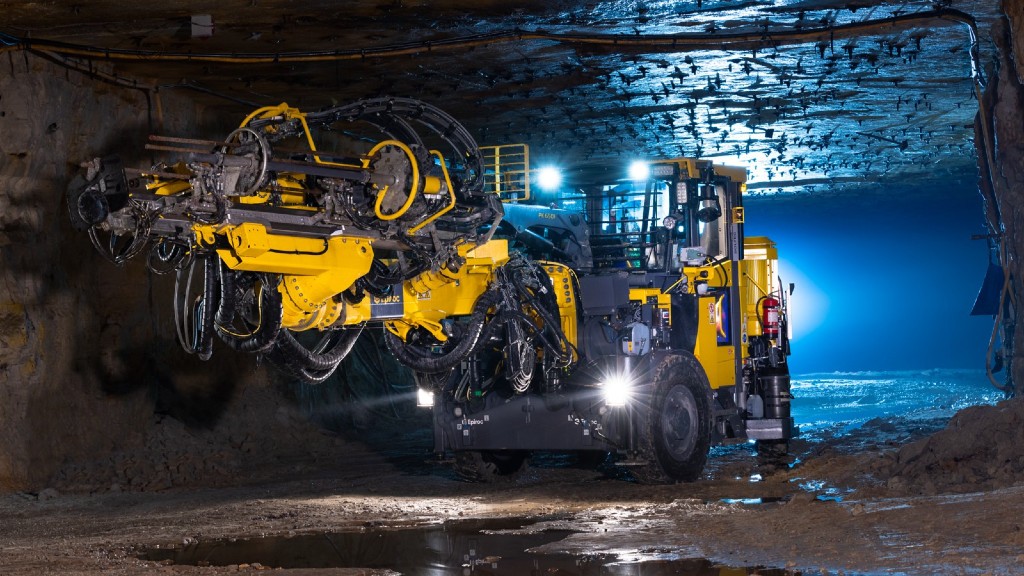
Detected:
[{"left": 760, "top": 369, "right": 791, "bottom": 420}]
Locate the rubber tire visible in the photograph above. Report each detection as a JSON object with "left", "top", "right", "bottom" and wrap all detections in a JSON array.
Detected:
[
  {"left": 632, "top": 353, "right": 713, "bottom": 484},
  {"left": 453, "top": 450, "right": 528, "bottom": 483}
]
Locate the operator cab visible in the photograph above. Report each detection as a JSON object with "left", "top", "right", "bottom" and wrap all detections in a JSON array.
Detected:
[
  {"left": 584, "top": 160, "right": 740, "bottom": 274},
  {"left": 489, "top": 156, "right": 744, "bottom": 276}
]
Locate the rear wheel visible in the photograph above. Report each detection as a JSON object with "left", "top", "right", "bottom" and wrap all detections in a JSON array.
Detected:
[
  {"left": 453, "top": 450, "right": 528, "bottom": 482},
  {"left": 632, "top": 354, "right": 712, "bottom": 484}
]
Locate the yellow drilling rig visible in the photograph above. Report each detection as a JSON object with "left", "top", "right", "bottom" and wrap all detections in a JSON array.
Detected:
[{"left": 68, "top": 97, "right": 793, "bottom": 482}]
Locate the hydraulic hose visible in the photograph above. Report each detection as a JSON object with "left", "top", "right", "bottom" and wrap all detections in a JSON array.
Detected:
[
  {"left": 216, "top": 274, "right": 283, "bottom": 354},
  {"left": 307, "top": 98, "right": 484, "bottom": 194},
  {"left": 215, "top": 263, "right": 236, "bottom": 326},
  {"left": 269, "top": 351, "right": 338, "bottom": 384},
  {"left": 265, "top": 326, "right": 363, "bottom": 383},
  {"left": 509, "top": 259, "right": 576, "bottom": 365},
  {"left": 356, "top": 259, "right": 409, "bottom": 296},
  {"left": 367, "top": 139, "right": 421, "bottom": 221},
  {"left": 194, "top": 254, "right": 219, "bottom": 361},
  {"left": 384, "top": 290, "right": 499, "bottom": 374},
  {"left": 273, "top": 326, "right": 364, "bottom": 373}
]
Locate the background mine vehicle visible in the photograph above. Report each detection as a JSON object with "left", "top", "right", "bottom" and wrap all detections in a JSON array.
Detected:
[{"left": 68, "top": 97, "right": 793, "bottom": 483}]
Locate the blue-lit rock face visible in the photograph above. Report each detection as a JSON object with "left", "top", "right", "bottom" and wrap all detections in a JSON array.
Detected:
[{"left": 0, "top": 0, "right": 1003, "bottom": 197}]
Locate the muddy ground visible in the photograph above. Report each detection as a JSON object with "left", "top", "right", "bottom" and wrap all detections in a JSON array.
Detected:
[{"left": 1, "top": 393, "right": 1023, "bottom": 576}]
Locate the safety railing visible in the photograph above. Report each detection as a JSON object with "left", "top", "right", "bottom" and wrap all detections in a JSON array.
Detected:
[{"left": 480, "top": 143, "right": 530, "bottom": 202}]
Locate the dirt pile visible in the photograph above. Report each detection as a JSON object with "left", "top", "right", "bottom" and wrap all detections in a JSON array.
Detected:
[
  {"left": 884, "top": 396, "right": 1024, "bottom": 494},
  {"left": 49, "top": 385, "right": 349, "bottom": 494}
]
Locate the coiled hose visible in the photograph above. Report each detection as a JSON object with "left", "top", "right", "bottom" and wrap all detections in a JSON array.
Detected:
[
  {"left": 383, "top": 290, "right": 499, "bottom": 374},
  {"left": 215, "top": 273, "right": 283, "bottom": 354},
  {"left": 267, "top": 326, "right": 363, "bottom": 384},
  {"left": 174, "top": 253, "right": 219, "bottom": 360},
  {"left": 195, "top": 254, "right": 219, "bottom": 361}
]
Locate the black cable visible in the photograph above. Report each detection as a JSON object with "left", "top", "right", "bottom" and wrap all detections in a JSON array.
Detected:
[
  {"left": 0, "top": 9, "right": 984, "bottom": 80},
  {"left": 195, "top": 253, "right": 219, "bottom": 361},
  {"left": 215, "top": 274, "right": 283, "bottom": 353},
  {"left": 509, "top": 260, "right": 578, "bottom": 364},
  {"left": 214, "top": 263, "right": 237, "bottom": 326},
  {"left": 146, "top": 239, "right": 189, "bottom": 275},
  {"left": 505, "top": 308, "right": 572, "bottom": 365},
  {"left": 269, "top": 325, "right": 364, "bottom": 383}
]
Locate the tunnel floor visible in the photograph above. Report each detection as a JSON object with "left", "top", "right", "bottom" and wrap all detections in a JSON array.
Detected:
[{"left": 1, "top": 372, "right": 1022, "bottom": 575}]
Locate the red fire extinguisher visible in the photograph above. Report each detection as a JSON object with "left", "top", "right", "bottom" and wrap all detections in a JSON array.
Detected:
[{"left": 762, "top": 296, "right": 780, "bottom": 338}]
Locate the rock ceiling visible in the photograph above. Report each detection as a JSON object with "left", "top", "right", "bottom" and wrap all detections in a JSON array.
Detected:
[{"left": 1, "top": 0, "right": 1002, "bottom": 196}]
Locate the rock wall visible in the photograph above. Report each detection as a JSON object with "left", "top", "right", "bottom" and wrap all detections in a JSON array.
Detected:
[
  {"left": 1007, "top": 0, "right": 1023, "bottom": 84},
  {"left": 0, "top": 56, "right": 271, "bottom": 491},
  {"left": 2, "top": 4, "right": 1022, "bottom": 495},
  {"left": 1008, "top": 0, "right": 1024, "bottom": 391},
  {"left": 977, "top": 3, "right": 1024, "bottom": 394}
]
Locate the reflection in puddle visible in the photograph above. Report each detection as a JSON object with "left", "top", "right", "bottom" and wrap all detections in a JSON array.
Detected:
[
  {"left": 141, "top": 517, "right": 795, "bottom": 574},
  {"left": 792, "top": 478, "right": 854, "bottom": 502},
  {"left": 719, "top": 497, "right": 786, "bottom": 505}
]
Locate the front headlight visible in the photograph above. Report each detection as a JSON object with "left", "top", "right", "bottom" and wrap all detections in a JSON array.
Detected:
[
  {"left": 416, "top": 388, "right": 435, "bottom": 408},
  {"left": 602, "top": 374, "right": 631, "bottom": 407}
]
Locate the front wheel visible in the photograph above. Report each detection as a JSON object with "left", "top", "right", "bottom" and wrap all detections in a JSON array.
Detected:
[{"left": 632, "top": 354, "right": 712, "bottom": 484}]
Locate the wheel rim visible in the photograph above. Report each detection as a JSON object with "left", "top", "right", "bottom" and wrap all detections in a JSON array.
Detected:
[{"left": 660, "top": 384, "right": 699, "bottom": 461}]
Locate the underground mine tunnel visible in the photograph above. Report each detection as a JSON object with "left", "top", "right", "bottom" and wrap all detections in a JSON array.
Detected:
[{"left": 1, "top": 0, "right": 1023, "bottom": 574}]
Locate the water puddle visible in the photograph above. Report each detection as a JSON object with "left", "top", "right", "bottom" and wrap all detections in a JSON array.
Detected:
[
  {"left": 792, "top": 478, "right": 854, "bottom": 502},
  {"left": 140, "top": 517, "right": 796, "bottom": 574},
  {"left": 720, "top": 497, "right": 786, "bottom": 505}
]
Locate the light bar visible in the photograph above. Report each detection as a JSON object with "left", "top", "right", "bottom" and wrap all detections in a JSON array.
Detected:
[{"left": 650, "top": 163, "right": 676, "bottom": 178}]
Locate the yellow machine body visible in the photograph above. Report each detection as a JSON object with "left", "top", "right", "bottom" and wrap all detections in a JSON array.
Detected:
[{"left": 673, "top": 238, "right": 779, "bottom": 390}]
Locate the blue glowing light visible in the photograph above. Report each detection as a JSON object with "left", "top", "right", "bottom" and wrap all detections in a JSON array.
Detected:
[
  {"left": 536, "top": 166, "right": 562, "bottom": 192},
  {"left": 628, "top": 161, "right": 650, "bottom": 181}
]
